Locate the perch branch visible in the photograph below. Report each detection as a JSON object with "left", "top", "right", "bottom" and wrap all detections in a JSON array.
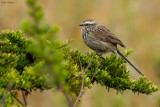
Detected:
[
  {"left": 73, "top": 55, "right": 94, "bottom": 107},
  {"left": 13, "top": 96, "right": 25, "bottom": 106},
  {"left": 62, "top": 90, "right": 74, "bottom": 107},
  {"left": 90, "top": 60, "right": 100, "bottom": 83},
  {"left": 78, "top": 54, "right": 83, "bottom": 72},
  {"left": 22, "top": 91, "right": 27, "bottom": 106}
]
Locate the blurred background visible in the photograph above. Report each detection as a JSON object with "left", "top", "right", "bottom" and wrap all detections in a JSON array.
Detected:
[{"left": 0, "top": 0, "right": 160, "bottom": 107}]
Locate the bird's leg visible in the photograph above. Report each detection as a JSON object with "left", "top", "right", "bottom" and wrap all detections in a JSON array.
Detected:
[
  {"left": 95, "top": 52, "right": 105, "bottom": 60},
  {"left": 95, "top": 51, "right": 102, "bottom": 56}
]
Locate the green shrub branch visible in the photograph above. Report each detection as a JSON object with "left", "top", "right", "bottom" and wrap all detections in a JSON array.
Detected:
[
  {"left": 0, "top": 30, "right": 158, "bottom": 106},
  {"left": 0, "top": 0, "right": 158, "bottom": 106}
]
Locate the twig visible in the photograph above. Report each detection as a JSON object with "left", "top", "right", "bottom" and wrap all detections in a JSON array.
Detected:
[
  {"left": 90, "top": 66, "right": 93, "bottom": 74},
  {"left": 73, "top": 55, "right": 94, "bottom": 107},
  {"left": 90, "top": 61, "right": 100, "bottom": 83},
  {"left": 62, "top": 90, "right": 74, "bottom": 107},
  {"left": 78, "top": 54, "right": 83, "bottom": 72},
  {"left": 22, "top": 91, "right": 27, "bottom": 106},
  {"left": 13, "top": 96, "right": 25, "bottom": 106}
]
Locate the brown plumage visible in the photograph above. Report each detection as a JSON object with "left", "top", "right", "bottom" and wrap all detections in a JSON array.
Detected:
[
  {"left": 79, "top": 19, "right": 144, "bottom": 76},
  {"left": 91, "top": 25, "right": 126, "bottom": 48}
]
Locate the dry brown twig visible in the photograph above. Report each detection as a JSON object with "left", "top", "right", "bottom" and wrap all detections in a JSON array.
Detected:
[
  {"left": 13, "top": 96, "right": 25, "bottom": 106},
  {"left": 62, "top": 90, "right": 74, "bottom": 107},
  {"left": 78, "top": 54, "right": 83, "bottom": 72},
  {"left": 90, "top": 60, "right": 100, "bottom": 83},
  {"left": 73, "top": 55, "right": 94, "bottom": 107},
  {"left": 62, "top": 54, "right": 100, "bottom": 107},
  {"left": 22, "top": 91, "right": 27, "bottom": 106}
]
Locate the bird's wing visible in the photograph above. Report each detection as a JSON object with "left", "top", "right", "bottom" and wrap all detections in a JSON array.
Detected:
[{"left": 91, "top": 25, "right": 126, "bottom": 48}]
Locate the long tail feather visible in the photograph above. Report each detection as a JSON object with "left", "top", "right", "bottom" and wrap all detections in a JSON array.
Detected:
[{"left": 116, "top": 49, "right": 144, "bottom": 76}]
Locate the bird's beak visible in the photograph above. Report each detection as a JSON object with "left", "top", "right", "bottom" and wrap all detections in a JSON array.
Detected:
[{"left": 79, "top": 24, "right": 83, "bottom": 26}]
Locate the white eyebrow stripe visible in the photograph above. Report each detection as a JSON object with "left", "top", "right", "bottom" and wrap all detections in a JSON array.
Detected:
[{"left": 85, "top": 21, "right": 96, "bottom": 24}]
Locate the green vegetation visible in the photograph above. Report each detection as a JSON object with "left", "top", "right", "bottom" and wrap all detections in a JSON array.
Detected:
[{"left": 0, "top": 0, "right": 158, "bottom": 107}]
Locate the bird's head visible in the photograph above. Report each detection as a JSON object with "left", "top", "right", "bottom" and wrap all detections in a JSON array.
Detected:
[{"left": 79, "top": 19, "right": 96, "bottom": 27}]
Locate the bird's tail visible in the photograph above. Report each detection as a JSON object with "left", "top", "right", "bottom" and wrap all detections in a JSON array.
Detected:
[{"left": 116, "top": 49, "right": 144, "bottom": 76}]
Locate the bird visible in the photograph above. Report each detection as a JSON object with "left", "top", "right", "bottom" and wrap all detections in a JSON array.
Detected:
[{"left": 79, "top": 19, "right": 144, "bottom": 76}]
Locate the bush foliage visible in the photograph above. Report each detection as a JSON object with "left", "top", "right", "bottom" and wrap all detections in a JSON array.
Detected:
[{"left": 0, "top": 0, "right": 158, "bottom": 106}]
